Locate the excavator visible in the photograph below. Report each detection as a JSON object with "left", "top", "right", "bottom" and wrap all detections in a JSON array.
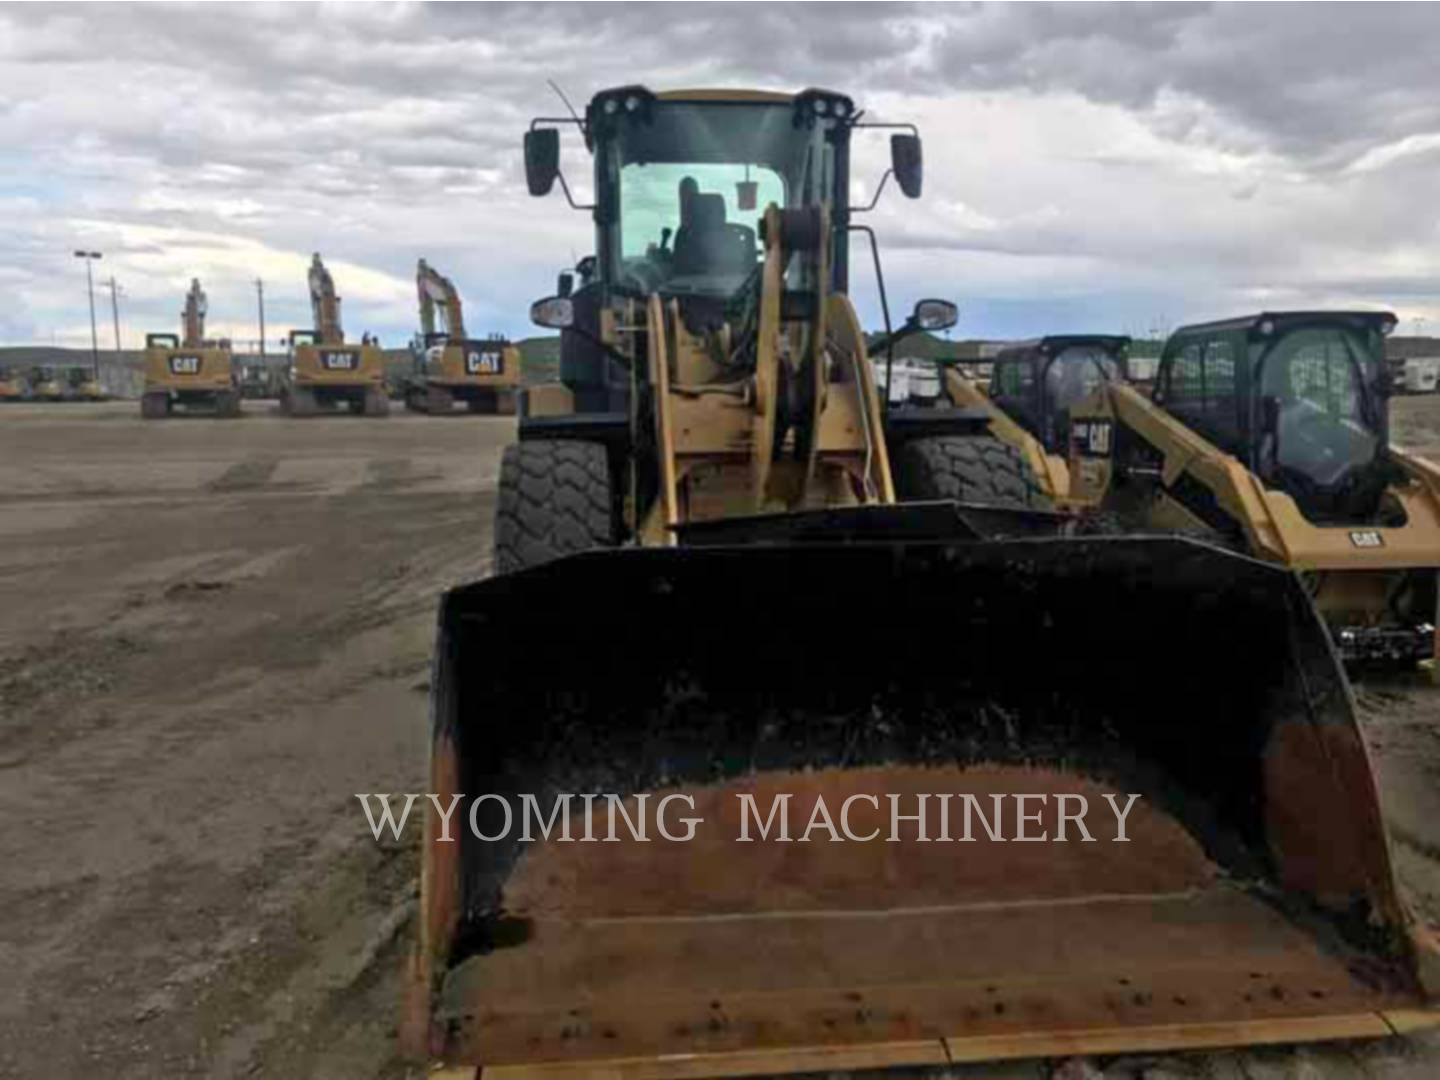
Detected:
[
  {"left": 141, "top": 278, "right": 239, "bottom": 418},
  {"left": 945, "top": 316, "right": 1440, "bottom": 666},
  {"left": 403, "top": 86, "right": 1440, "bottom": 1079},
  {"left": 407, "top": 258, "right": 521, "bottom": 414},
  {"left": 279, "top": 253, "right": 387, "bottom": 417}
]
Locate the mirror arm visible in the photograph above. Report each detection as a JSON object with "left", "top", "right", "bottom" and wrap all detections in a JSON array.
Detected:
[
  {"left": 847, "top": 224, "right": 895, "bottom": 410},
  {"left": 556, "top": 171, "right": 595, "bottom": 212},
  {"left": 852, "top": 169, "right": 892, "bottom": 214}
]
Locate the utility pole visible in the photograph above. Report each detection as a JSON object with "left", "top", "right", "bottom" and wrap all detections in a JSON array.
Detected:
[
  {"left": 105, "top": 276, "right": 124, "bottom": 354},
  {"left": 255, "top": 278, "right": 267, "bottom": 362},
  {"left": 73, "top": 250, "right": 102, "bottom": 378}
]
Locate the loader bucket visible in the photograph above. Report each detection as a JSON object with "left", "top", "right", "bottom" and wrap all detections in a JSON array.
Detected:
[{"left": 407, "top": 536, "right": 1438, "bottom": 1077}]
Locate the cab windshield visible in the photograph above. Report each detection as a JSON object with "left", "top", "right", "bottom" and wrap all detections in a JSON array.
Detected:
[
  {"left": 1258, "top": 326, "right": 1380, "bottom": 491},
  {"left": 605, "top": 101, "right": 835, "bottom": 297},
  {"left": 1045, "top": 346, "right": 1120, "bottom": 415}
]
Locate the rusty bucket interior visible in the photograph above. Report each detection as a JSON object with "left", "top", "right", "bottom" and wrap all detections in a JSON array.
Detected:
[{"left": 413, "top": 537, "right": 1436, "bottom": 1077}]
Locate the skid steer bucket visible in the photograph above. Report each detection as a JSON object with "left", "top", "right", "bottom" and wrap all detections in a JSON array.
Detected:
[{"left": 406, "top": 536, "right": 1438, "bottom": 1077}]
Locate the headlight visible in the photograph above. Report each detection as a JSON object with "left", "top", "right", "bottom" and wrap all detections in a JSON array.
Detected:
[
  {"left": 603, "top": 98, "right": 619, "bottom": 115},
  {"left": 624, "top": 95, "right": 640, "bottom": 112},
  {"left": 530, "top": 296, "right": 575, "bottom": 330}
]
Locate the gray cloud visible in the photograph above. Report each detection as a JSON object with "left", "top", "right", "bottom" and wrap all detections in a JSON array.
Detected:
[{"left": 2, "top": 2, "right": 1439, "bottom": 348}]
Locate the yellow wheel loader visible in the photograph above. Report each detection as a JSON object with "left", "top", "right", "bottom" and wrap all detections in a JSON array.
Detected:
[
  {"left": 404, "top": 88, "right": 1440, "bottom": 1079},
  {"left": 408, "top": 258, "right": 521, "bottom": 415},
  {"left": 64, "top": 365, "right": 107, "bottom": 402},
  {"left": 0, "top": 366, "right": 25, "bottom": 402},
  {"left": 28, "top": 366, "right": 64, "bottom": 402},
  {"left": 141, "top": 279, "right": 240, "bottom": 418},
  {"left": 278, "top": 253, "right": 388, "bottom": 417},
  {"left": 1050, "top": 312, "right": 1440, "bottom": 667}
]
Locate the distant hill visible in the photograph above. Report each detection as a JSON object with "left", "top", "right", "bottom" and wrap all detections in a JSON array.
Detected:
[{"left": 0, "top": 346, "right": 143, "bottom": 369}]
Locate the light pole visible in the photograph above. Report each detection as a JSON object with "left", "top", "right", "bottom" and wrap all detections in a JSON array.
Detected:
[
  {"left": 104, "top": 276, "right": 124, "bottom": 354},
  {"left": 255, "top": 278, "right": 267, "bottom": 363},
  {"left": 73, "top": 250, "right": 102, "bottom": 378}
]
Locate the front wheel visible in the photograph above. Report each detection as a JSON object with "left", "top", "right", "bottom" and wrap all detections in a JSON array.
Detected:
[
  {"left": 894, "top": 435, "right": 1052, "bottom": 510},
  {"left": 494, "top": 440, "right": 614, "bottom": 575}
]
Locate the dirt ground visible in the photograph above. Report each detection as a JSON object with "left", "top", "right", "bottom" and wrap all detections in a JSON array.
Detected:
[{"left": 0, "top": 397, "right": 1437, "bottom": 1080}]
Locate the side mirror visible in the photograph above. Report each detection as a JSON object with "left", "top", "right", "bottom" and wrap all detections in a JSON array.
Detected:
[
  {"left": 524, "top": 129, "right": 560, "bottom": 197},
  {"left": 557, "top": 271, "right": 574, "bottom": 299},
  {"left": 891, "top": 134, "right": 923, "bottom": 199},
  {"left": 531, "top": 295, "right": 574, "bottom": 330},
  {"left": 912, "top": 298, "right": 957, "bottom": 332},
  {"left": 736, "top": 180, "right": 758, "bottom": 212}
]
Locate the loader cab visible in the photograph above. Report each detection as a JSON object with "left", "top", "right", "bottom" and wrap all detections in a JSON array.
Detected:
[
  {"left": 1155, "top": 312, "right": 1395, "bottom": 521},
  {"left": 524, "top": 86, "right": 924, "bottom": 414},
  {"left": 990, "top": 336, "right": 1129, "bottom": 453}
]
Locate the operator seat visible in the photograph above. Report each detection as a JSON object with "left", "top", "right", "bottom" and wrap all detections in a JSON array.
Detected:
[{"left": 673, "top": 193, "right": 757, "bottom": 279}]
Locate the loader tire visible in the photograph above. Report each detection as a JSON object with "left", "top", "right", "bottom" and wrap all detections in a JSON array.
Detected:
[
  {"left": 895, "top": 435, "right": 1051, "bottom": 510},
  {"left": 495, "top": 440, "right": 614, "bottom": 574}
]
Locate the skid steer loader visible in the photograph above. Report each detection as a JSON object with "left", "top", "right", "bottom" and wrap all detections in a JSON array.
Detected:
[
  {"left": 278, "top": 253, "right": 388, "bottom": 417},
  {"left": 943, "top": 334, "right": 1132, "bottom": 508},
  {"left": 1051, "top": 312, "right": 1440, "bottom": 667},
  {"left": 404, "top": 87, "right": 1440, "bottom": 1079},
  {"left": 141, "top": 279, "right": 240, "bottom": 418},
  {"left": 408, "top": 258, "right": 521, "bottom": 415}
]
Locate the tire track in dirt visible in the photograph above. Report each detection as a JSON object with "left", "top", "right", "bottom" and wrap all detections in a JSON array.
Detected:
[{"left": 206, "top": 458, "right": 280, "bottom": 493}]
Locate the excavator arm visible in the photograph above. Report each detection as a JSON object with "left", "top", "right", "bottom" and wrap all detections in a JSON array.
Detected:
[
  {"left": 417, "top": 258, "right": 467, "bottom": 342},
  {"left": 181, "top": 278, "right": 207, "bottom": 349},
  {"left": 308, "top": 253, "right": 344, "bottom": 345}
]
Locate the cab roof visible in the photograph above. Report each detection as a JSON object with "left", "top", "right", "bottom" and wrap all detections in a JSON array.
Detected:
[
  {"left": 1171, "top": 311, "right": 1397, "bottom": 338},
  {"left": 996, "top": 334, "right": 1131, "bottom": 359}
]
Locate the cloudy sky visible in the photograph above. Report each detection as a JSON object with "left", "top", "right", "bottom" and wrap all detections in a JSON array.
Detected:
[{"left": 3, "top": 1, "right": 1439, "bottom": 350}]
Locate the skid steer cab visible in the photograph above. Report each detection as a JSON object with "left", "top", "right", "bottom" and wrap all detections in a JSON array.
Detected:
[
  {"left": 407, "top": 90, "right": 1440, "bottom": 1079},
  {"left": 1063, "top": 311, "right": 1440, "bottom": 665},
  {"left": 943, "top": 334, "right": 1131, "bottom": 505}
]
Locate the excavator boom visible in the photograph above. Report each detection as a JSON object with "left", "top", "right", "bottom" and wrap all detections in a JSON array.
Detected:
[
  {"left": 181, "top": 277, "right": 207, "bottom": 348},
  {"left": 417, "top": 258, "right": 467, "bottom": 341},
  {"left": 308, "top": 253, "right": 344, "bottom": 345}
]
